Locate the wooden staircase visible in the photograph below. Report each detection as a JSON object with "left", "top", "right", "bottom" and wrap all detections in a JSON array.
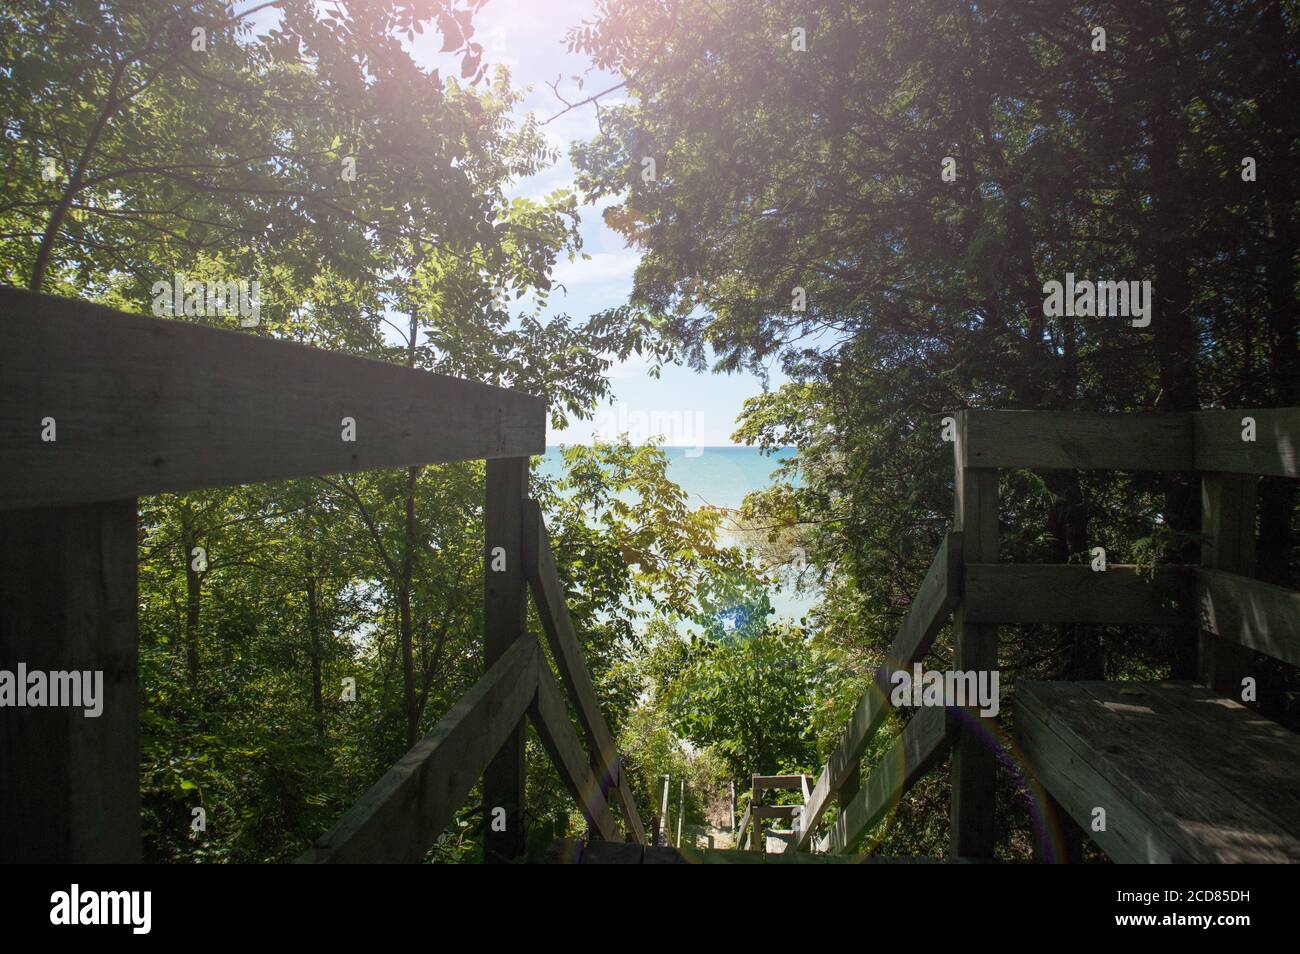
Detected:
[
  {"left": 3, "top": 287, "right": 1298, "bottom": 864},
  {"left": 733, "top": 409, "right": 1300, "bottom": 863},
  {"left": 0, "top": 288, "right": 647, "bottom": 863}
]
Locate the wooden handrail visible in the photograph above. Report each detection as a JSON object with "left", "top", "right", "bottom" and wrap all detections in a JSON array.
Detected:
[
  {"left": 1196, "top": 567, "right": 1300, "bottom": 669},
  {"left": 735, "top": 804, "right": 753, "bottom": 850},
  {"left": 530, "top": 656, "right": 622, "bottom": 842},
  {"left": 300, "top": 489, "right": 664, "bottom": 860},
  {"left": 298, "top": 490, "right": 666, "bottom": 862},
  {"left": 298, "top": 635, "right": 540, "bottom": 863},
  {"left": 1193, "top": 409, "right": 1299, "bottom": 478},
  {"left": 824, "top": 705, "right": 953, "bottom": 854},
  {"left": 0, "top": 289, "right": 556, "bottom": 862},
  {"left": 962, "top": 564, "right": 1191, "bottom": 626},
  {"left": 955, "top": 408, "right": 1299, "bottom": 478},
  {"left": 957, "top": 410, "right": 1194, "bottom": 472},
  {"left": 0, "top": 287, "right": 544, "bottom": 510},
  {"left": 522, "top": 499, "right": 647, "bottom": 844},
  {"left": 793, "top": 532, "right": 962, "bottom": 850},
  {"left": 773, "top": 408, "right": 1298, "bottom": 859},
  {"left": 753, "top": 805, "right": 802, "bottom": 820}
]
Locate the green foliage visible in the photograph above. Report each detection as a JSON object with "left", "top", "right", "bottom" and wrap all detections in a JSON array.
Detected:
[
  {"left": 13, "top": 0, "right": 1297, "bottom": 863},
  {"left": 662, "top": 627, "right": 818, "bottom": 779},
  {"left": 566, "top": 0, "right": 1300, "bottom": 854}
]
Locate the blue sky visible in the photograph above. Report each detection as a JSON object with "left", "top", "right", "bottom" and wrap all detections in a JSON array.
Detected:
[{"left": 421, "top": 0, "right": 786, "bottom": 447}]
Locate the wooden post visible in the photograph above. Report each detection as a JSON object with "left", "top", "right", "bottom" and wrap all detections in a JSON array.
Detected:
[
  {"left": 483, "top": 457, "right": 528, "bottom": 861},
  {"left": 1198, "top": 474, "right": 1258, "bottom": 697},
  {"left": 730, "top": 781, "right": 736, "bottom": 832},
  {"left": 659, "top": 774, "right": 671, "bottom": 846},
  {"left": 835, "top": 763, "right": 861, "bottom": 857},
  {"left": 1032, "top": 791, "right": 1084, "bottom": 864},
  {"left": 950, "top": 415, "right": 999, "bottom": 859},
  {"left": 838, "top": 763, "right": 860, "bottom": 822},
  {"left": 752, "top": 775, "right": 764, "bottom": 853},
  {"left": 0, "top": 500, "right": 139, "bottom": 862},
  {"left": 676, "top": 778, "right": 685, "bottom": 848}
]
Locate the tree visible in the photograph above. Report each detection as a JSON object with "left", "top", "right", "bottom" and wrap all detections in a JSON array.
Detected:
[
  {"left": 567, "top": 0, "right": 1300, "bottom": 692},
  {"left": 0, "top": 0, "right": 492, "bottom": 294}
]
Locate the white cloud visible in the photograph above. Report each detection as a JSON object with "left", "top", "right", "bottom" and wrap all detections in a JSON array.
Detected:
[{"left": 551, "top": 250, "right": 639, "bottom": 289}]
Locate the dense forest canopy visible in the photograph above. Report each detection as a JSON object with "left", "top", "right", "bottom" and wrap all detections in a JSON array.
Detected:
[
  {"left": 564, "top": 0, "right": 1300, "bottom": 856},
  {"left": 1, "top": 0, "right": 1296, "bottom": 861}
]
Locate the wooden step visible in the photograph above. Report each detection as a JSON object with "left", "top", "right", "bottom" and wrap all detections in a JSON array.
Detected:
[{"left": 1016, "top": 680, "right": 1300, "bottom": 863}]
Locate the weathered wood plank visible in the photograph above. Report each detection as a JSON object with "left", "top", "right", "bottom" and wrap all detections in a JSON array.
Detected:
[
  {"left": 828, "top": 706, "right": 951, "bottom": 855},
  {"left": 837, "top": 763, "right": 860, "bottom": 837},
  {"left": 958, "top": 410, "right": 1194, "bottom": 472},
  {"left": 963, "top": 564, "right": 1190, "bottom": 626},
  {"left": 752, "top": 805, "right": 802, "bottom": 819},
  {"left": 950, "top": 456, "right": 998, "bottom": 859},
  {"left": 794, "top": 688, "right": 888, "bottom": 851},
  {"left": 1015, "top": 693, "right": 1182, "bottom": 864},
  {"left": 562, "top": 840, "right": 645, "bottom": 864},
  {"left": 735, "top": 804, "right": 752, "bottom": 851},
  {"left": 1198, "top": 475, "right": 1259, "bottom": 693},
  {"left": 0, "top": 500, "right": 139, "bottom": 862},
  {"left": 955, "top": 408, "right": 1300, "bottom": 477},
  {"left": 0, "top": 288, "right": 545, "bottom": 510},
  {"left": 1015, "top": 680, "right": 1300, "bottom": 863},
  {"left": 297, "top": 636, "right": 539, "bottom": 864},
  {"left": 1193, "top": 409, "right": 1300, "bottom": 478},
  {"left": 529, "top": 658, "right": 621, "bottom": 842},
  {"left": 793, "top": 533, "right": 961, "bottom": 850},
  {"left": 751, "top": 774, "right": 805, "bottom": 790},
  {"left": 658, "top": 775, "right": 671, "bottom": 846},
  {"left": 1137, "top": 681, "right": 1300, "bottom": 837},
  {"left": 877, "top": 531, "right": 964, "bottom": 687},
  {"left": 1196, "top": 568, "right": 1300, "bottom": 669},
  {"left": 522, "top": 500, "right": 646, "bottom": 844},
  {"left": 483, "top": 457, "right": 529, "bottom": 861}
]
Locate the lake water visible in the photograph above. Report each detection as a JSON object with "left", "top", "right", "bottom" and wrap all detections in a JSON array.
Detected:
[
  {"left": 537, "top": 446, "right": 799, "bottom": 512},
  {"left": 539, "top": 446, "right": 815, "bottom": 622}
]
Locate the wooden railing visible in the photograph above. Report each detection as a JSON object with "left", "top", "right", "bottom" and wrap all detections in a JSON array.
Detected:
[
  {"left": 5, "top": 287, "right": 1296, "bottom": 864},
  {"left": 522, "top": 500, "right": 646, "bottom": 844},
  {"left": 0, "top": 287, "right": 643, "bottom": 862},
  {"left": 299, "top": 502, "right": 647, "bottom": 861},
  {"left": 784, "top": 531, "right": 963, "bottom": 853},
  {"left": 735, "top": 774, "right": 809, "bottom": 852},
  {"left": 743, "top": 407, "right": 1300, "bottom": 859}
]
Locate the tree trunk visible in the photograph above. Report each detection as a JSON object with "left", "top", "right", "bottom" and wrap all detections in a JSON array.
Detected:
[
  {"left": 30, "top": 57, "right": 129, "bottom": 291},
  {"left": 305, "top": 545, "right": 324, "bottom": 738},
  {"left": 1136, "top": 8, "right": 1201, "bottom": 678},
  {"left": 181, "top": 507, "right": 201, "bottom": 683}
]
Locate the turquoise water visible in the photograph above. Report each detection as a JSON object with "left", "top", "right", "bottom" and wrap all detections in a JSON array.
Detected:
[
  {"left": 537, "top": 446, "right": 799, "bottom": 512},
  {"left": 539, "top": 445, "right": 815, "bottom": 622}
]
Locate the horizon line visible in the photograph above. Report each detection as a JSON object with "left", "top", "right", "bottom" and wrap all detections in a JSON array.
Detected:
[{"left": 542, "top": 443, "right": 796, "bottom": 450}]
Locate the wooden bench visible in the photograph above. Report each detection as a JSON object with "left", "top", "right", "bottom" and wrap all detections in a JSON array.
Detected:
[{"left": 1016, "top": 680, "right": 1300, "bottom": 863}]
